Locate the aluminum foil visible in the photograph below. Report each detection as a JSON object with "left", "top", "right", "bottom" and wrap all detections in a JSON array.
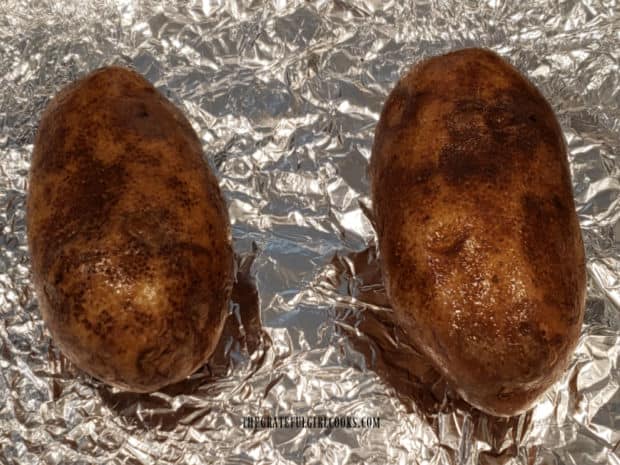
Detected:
[{"left": 0, "top": 1, "right": 618, "bottom": 464}]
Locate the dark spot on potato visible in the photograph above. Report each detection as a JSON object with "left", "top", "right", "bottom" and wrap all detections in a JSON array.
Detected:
[
  {"left": 460, "top": 60, "right": 483, "bottom": 89},
  {"left": 34, "top": 122, "right": 70, "bottom": 173},
  {"left": 121, "top": 208, "right": 178, "bottom": 255},
  {"left": 438, "top": 86, "right": 556, "bottom": 186},
  {"left": 552, "top": 194, "right": 566, "bottom": 212},
  {"left": 521, "top": 193, "right": 563, "bottom": 269},
  {"left": 166, "top": 176, "right": 193, "bottom": 209},
  {"left": 486, "top": 88, "right": 555, "bottom": 149},
  {"left": 372, "top": 162, "right": 437, "bottom": 240},
  {"left": 111, "top": 97, "right": 181, "bottom": 140},
  {"left": 94, "top": 309, "right": 116, "bottom": 339},
  {"left": 439, "top": 140, "right": 497, "bottom": 184},
  {"left": 137, "top": 103, "right": 149, "bottom": 118},
  {"left": 40, "top": 155, "right": 127, "bottom": 273},
  {"left": 520, "top": 192, "right": 580, "bottom": 325},
  {"left": 427, "top": 227, "right": 469, "bottom": 256},
  {"left": 123, "top": 141, "right": 161, "bottom": 166},
  {"left": 518, "top": 321, "right": 532, "bottom": 335},
  {"left": 400, "top": 91, "right": 431, "bottom": 129}
]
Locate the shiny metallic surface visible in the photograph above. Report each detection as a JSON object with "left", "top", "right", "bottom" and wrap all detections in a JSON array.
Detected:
[{"left": 0, "top": 1, "right": 618, "bottom": 464}]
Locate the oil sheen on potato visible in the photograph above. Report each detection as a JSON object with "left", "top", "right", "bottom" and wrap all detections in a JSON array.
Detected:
[
  {"left": 370, "top": 48, "right": 586, "bottom": 416},
  {"left": 27, "top": 67, "right": 234, "bottom": 392}
]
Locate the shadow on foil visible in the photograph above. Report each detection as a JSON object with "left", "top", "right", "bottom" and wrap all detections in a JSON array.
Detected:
[{"left": 322, "top": 243, "right": 537, "bottom": 464}]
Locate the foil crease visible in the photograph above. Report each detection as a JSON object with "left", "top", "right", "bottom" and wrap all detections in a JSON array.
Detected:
[{"left": 0, "top": 1, "right": 618, "bottom": 464}]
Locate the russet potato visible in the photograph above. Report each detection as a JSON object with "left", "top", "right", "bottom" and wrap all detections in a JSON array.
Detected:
[
  {"left": 370, "top": 48, "right": 586, "bottom": 416},
  {"left": 27, "top": 67, "right": 234, "bottom": 392}
]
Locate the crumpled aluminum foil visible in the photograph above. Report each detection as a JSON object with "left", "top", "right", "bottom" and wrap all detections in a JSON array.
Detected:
[{"left": 0, "top": 0, "right": 618, "bottom": 464}]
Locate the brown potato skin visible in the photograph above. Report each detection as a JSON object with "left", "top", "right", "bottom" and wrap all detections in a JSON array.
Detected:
[
  {"left": 370, "top": 48, "right": 586, "bottom": 416},
  {"left": 27, "top": 67, "right": 234, "bottom": 392}
]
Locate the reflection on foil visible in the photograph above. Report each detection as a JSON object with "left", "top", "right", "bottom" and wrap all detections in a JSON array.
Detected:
[{"left": 0, "top": 1, "right": 618, "bottom": 464}]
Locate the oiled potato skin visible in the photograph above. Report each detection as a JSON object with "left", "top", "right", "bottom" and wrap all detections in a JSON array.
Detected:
[
  {"left": 27, "top": 67, "right": 234, "bottom": 392},
  {"left": 370, "top": 48, "right": 586, "bottom": 416}
]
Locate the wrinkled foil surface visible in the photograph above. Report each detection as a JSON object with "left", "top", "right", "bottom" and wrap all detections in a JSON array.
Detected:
[{"left": 1, "top": 1, "right": 619, "bottom": 464}]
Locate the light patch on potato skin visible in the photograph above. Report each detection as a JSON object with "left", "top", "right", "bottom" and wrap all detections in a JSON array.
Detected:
[
  {"left": 370, "top": 48, "right": 586, "bottom": 416},
  {"left": 27, "top": 67, "right": 234, "bottom": 392}
]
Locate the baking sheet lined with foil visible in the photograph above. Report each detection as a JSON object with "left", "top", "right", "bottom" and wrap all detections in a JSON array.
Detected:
[{"left": 0, "top": 0, "right": 618, "bottom": 464}]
